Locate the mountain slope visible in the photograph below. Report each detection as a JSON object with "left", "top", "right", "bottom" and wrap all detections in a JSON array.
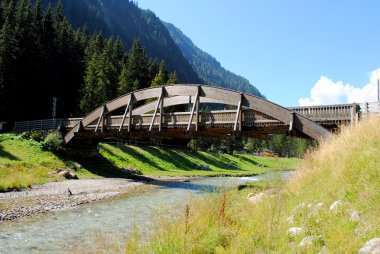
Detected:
[
  {"left": 164, "top": 22, "right": 265, "bottom": 97},
  {"left": 45, "top": 0, "right": 201, "bottom": 83}
]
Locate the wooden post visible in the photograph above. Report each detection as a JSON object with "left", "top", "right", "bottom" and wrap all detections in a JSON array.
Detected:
[
  {"left": 195, "top": 89, "right": 200, "bottom": 132},
  {"left": 119, "top": 96, "right": 132, "bottom": 132},
  {"left": 128, "top": 99, "right": 133, "bottom": 132},
  {"left": 159, "top": 90, "right": 164, "bottom": 132},
  {"left": 350, "top": 103, "right": 357, "bottom": 127},
  {"left": 95, "top": 105, "right": 106, "bottom": 132},
  {"left": 187, "top": 87, "right": 200, "bottom": 132},
  {"left": 149, "top": 87, "right": 164, "bottom": 132},
  {"left": 233, "top": 93, "right": 243, "bottom": 132}
]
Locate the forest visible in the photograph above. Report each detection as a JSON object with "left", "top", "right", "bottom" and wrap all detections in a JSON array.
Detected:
[{"left": 0, "top": 0, "right": 177, "bottom": 123}]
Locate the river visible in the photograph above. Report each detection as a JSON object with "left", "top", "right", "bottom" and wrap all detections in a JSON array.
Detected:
[{"left": 0, "top": 171, "right": 291, "bottom": 253}]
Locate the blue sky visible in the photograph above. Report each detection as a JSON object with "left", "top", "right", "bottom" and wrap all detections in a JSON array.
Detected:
[{"left": 136, "top": 0, "right": 380, "bottom": 106}]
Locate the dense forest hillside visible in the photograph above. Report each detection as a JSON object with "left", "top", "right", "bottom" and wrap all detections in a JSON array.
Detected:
[
  {"left": 45, "top": 0, "right": 264, "bottom": 97},
  {"left": 164, "top": 22, "right": 265, "bottom": 97},
  {"left": 42, "top": 0, "right": 201, "bottom": 84},
  {"left": 0, "top": 0, "right": 178, "bottom": 122}
]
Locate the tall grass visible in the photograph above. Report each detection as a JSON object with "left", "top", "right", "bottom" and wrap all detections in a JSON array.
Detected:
[{"left": 136, "top": 118, "right": 380, "bottom": 253}]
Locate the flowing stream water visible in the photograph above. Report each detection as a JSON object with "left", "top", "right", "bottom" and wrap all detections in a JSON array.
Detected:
[{"left": 0, "top": 171, "right": 291, "bottom": 253}]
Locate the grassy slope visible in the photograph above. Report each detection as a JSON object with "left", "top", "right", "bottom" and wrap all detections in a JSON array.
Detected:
[
  {"left": 0, "top": 134, "right": 300, "bottom": 191},
  {"left": 98, "top": 143, "right": 300, "bottom": 176},
  {"left": 0, "top": 134, "right": 102, "bottom": 191},
  {"left": 140, "top": 118, "right": 380, "bottom": 253}
]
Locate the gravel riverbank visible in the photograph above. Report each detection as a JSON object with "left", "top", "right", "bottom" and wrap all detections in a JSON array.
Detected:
[{"left": 0, "top": 178, "right": 145, "bottom": 222}]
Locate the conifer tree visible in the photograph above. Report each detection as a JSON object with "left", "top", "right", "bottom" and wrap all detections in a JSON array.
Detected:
[
  {"left": 167, "top": 71, "right": 179, "bottom": 84},
  {"left": 127, "top": 39, "right": 149, "bottom": 89},
  {"left": 151, "top": 61, "right": 167, "bottom": 87}
]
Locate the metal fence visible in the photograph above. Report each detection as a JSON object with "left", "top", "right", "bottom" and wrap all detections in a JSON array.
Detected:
[{"left": 14, "top": 119, "right": 63, "bottom": 132}]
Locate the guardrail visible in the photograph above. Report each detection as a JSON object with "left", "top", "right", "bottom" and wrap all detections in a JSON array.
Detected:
[
  {"left": 14, "top": 119, "right": 63, "bottom": 132},
  {"left": 359, "top": 102, "right": 380, "bottom": 117}
]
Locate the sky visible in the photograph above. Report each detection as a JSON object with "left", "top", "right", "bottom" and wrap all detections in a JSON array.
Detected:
[{"left": 136, "top": 0, "right": 380, "bottom": 106}]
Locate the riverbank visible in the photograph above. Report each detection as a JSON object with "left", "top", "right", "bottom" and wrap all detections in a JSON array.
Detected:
[
  {"left": 132, "top": 118, "right": 380, "bottom": 253},
  {"left": 0, "top": 133, "right": 301, "bottom": 191}
]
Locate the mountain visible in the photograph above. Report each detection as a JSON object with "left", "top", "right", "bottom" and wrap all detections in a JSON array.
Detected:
[
  {"left": 164, "top": 22, "right": 265, "bottom": 98},
  {"left": 44, "top": 0, "right": 264, "bottom": 97},
  {"left": 43, "top": 0, "right": 201, "bottom": 83}
]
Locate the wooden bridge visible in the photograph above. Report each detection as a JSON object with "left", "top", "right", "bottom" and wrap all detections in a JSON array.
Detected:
[{"left": 15, "top": 84, "right": 378, "bottom": 144}]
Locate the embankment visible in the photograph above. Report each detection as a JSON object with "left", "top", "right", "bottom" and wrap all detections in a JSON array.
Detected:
[{"left": 139, "top": 118, "right": 380, "bottom": 253}]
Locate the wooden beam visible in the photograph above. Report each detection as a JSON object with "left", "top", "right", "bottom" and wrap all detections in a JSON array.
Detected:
[
  {"left": 119, "top": 96, "right": 132, "bottom": 132},
  {"left": 187, "top": 87, "right": 200, "bottom": 132},
  {"left": 233, "top": 94, "right": 243, "bottom": 132},
  {"left": 350, "top": 103, "right": 357, "bottom": 127},
  {"left": 149, "top": 87, "right": 164, "bottom": 132},
  {"left": 159, "top": 91, "right": 164, "bottom": 132},
  {"left": 128, "top": 99, "right": 133, "bottom": 132},
  {"left": 95, "top": 105, "right": 106, "bottom": 133},
  {"left": 196, "top": 91, "right": 200, "bottom": 132}
]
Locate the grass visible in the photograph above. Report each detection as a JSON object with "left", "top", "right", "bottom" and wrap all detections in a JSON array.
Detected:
[
  {"left": 0, "top": 133, "right": 300, "bottom": 192},
  {"left": 98, "top": 143, "right": 300, "bottom": 176},
  {"left": 116, "top": 117, "right": 380, "bottom": 253},
  {"left": 0, "top": 133, "right": 103, "bottom": 191}
]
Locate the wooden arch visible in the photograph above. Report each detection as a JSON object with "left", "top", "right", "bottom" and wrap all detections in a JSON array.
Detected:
[{"left": 64, "top": 84, "right": 331, "bottom": 143}]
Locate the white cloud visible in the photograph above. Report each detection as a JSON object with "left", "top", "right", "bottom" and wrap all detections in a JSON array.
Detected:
[{"left": 299, "top": 67, "right": 380, "bottom": 106}]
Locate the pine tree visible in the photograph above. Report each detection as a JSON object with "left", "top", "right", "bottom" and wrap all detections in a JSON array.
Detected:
[
  {"left": 151, "top": 61, "right": 167, "bottom": 87},
  {"left": 148, "top": 58, "right": 160, "bottom": 81},
  {"left": 167, "top": 71, "right": 179, "bottom": 84},
  {"left": 127, "top": 39, "right": 149, "bottom": 89},
  {"left": 80, "top": 52, "right": 101, "bottom": 114}
]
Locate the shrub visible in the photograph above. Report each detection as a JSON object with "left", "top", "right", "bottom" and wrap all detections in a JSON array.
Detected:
[
  {"left": 30, "top": 130, "right": 45, "bottom": 142},
  {"left": 42, "top": 131, "right": 63, "bottom": 152}
]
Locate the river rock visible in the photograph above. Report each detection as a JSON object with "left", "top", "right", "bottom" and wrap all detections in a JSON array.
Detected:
[
  {"left": 329, "top": 200, "right": 342, "bottom": 211},
  {"left": 248, "top": 192, "right": 264, "bottom": 204},
  {"left": 120, "top": 167, "right": 143, "bottom": 175},
  {"left": 68, "top": 172, "right": 78, "bottom": 179},
  {"left": 309, "top": 202, "right": 324, "bottom": 217},
  {"left": 299, "top": 235, "right": 318, "bottom": 248},
  {"left": 350, "top": 210, "right": 360, "bottom": 222},
  {"left": 358, "top": 238, "right": 380, "bottom": 254},
  {"left": 57, "top": 170, "right": 70, "bottom": 178},
  {"left": 287, "top": 227, "right": 304, "bottom": 236}
]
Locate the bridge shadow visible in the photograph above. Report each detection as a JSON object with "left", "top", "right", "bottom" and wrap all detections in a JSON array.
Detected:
[
  {"left": 0, "top": 143, "right": 19, "bottom": 161},
  {"left": 146, "top": 146, "right": 197, "bottom": 171},
  {"left": 143, "top": 179, "right": 223, "bottom": 193},
  {"left": 107, "top": 145, "right": 168, "bottom": 171}
]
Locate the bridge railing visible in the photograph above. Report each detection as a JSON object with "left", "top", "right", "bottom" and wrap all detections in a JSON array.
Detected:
[
  {"left": 16, "top": 102, "right": 379, "bottom": 132},
  {"left": 288, "top": 104, "right": 353, "bottom": 121},
  {"left": 15, "top": 119, "right": 63, "bottom": 132},
  {"left": 359, "top": 102, "right": 380, "bottom": 118}
]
